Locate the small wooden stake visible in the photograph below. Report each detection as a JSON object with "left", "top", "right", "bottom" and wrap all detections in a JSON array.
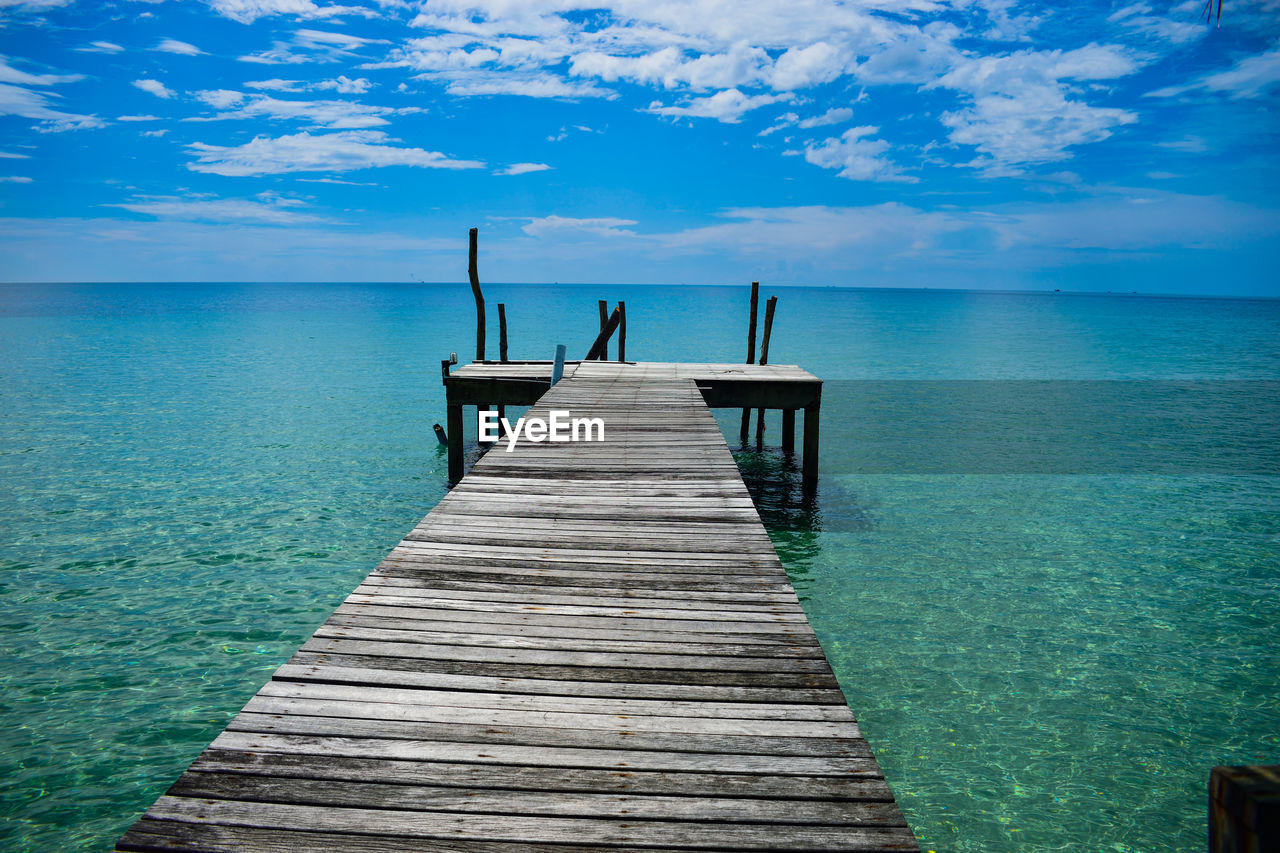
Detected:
[
  {"left": 468, "top": 227, "right": 484, "bottom": 362},
  {"left": 741, "top": 281, "right": 759, "bottom": 445},
  {"left": 497, "top": 303, "right": 508, "bottom": 363},
  {"left": 617, "top": 301, "right": 626, "bottom": 362},
  {"left": 551, "top": 344, "right": 566, "bottom": 384},
  {"left": 597, "top": 299, "right": 609, "bottom": 360}
]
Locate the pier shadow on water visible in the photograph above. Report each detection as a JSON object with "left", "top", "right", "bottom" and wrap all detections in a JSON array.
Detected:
[{"left": 730, "top": 445, "right": 875, "bottom": 593}]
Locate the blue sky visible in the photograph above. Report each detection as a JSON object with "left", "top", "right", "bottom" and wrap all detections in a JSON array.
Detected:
[{"left": 0, "top": 0, "right": 1277, "bottom": 294}]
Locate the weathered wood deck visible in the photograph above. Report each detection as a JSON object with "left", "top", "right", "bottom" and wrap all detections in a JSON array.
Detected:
[{"left": 118, "top": 361, "right": 917, "bottom": 852}]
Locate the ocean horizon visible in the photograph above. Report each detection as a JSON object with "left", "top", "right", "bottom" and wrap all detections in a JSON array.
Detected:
[{"left": 1, "top": 281, "right": 1277, "bottom": 851}]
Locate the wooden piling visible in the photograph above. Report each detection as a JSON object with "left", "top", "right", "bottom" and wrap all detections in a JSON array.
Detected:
[
  {"left": 597, "top": 300, "right": 609, "bottom": 360},
  {"left": 446, "top": 401, "right": 463, "bottom": 483},
  {"left": 803, "top": 390, "right": 821, "bottom": 492},
  {"left": 781, "top": 409, "right": 796, "bottom": 452},
  {"left": 497, "top": 303, "right": 508, "bottom": 363},
  {"left": 468, "top": 228, "right": 484, "bottom": 362},
  {"left": 756, "top": 296, "right": 777, "bottom": 450},
  {"left": 740, "top": 281, "right": 759, "bottom": 445},
  {"left": 617, "top": 301, "right": 627, "bottom": 363}
]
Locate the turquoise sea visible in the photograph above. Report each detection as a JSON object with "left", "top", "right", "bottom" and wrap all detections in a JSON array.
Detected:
[{"left": 1, "top": 282, "right": 1277, "bottom": 851}]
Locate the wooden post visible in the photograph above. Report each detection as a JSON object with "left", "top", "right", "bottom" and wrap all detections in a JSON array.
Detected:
[
  {"left": 756, "top": 295, "right": 777, "bottom": 450},
  {"left": 497, "top": 303, "right": 508, "bottom": 363},
  {"left": 1210, "top": 765, "right": 1280, "bottom": 853},
  {"left": 617, "top": 301, "right": 626, "bottom": 362},
  {"left": 802, "top": 390, "right": 821, "bottom": 492},
  {"left": 740, "top": 281, "right": 759, "bottom": 445},
  {"left": 597, "top": 299, "right": 609, "bottom": 360},
  {"left": 781, "top": 409, "right": 796, "bottom": 452},
  {"left": 468, "top": 228, "right": 484, "bottom": 362},
  {"left": 585, "top": 307, "right": 622, "bottom": 361},
  {"left": 447, "top": 401, "right": 463, "bottom": 484}
]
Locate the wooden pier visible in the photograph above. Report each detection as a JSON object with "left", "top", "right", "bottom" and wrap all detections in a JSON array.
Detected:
[
  {"left": 444, "top": 360, "right": 823, "bottom": 489},
  {"left": 118, "top": 361, "right": 917, "bottom": 852}
]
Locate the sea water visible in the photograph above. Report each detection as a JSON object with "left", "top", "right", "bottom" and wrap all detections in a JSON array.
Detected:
[{"left": 1, "top": 283, "right": 1276, "bottom": 851}]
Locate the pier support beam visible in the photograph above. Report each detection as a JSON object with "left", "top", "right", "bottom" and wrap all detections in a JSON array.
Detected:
[
  {"left": 447, "top": 402, "right": 463, "bottom": 484},
  {"left": 802, "top": 396, "right": 820, "bottom": 492},
  {"left": 782, "top": 409, "right": 796, "bottom": 453}
]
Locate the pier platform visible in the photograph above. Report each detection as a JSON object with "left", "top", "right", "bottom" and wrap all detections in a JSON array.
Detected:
[
  {"left": 443, "top": 360, "right": 822, "bottom": 487},
  {"left": 118, "top": 361, "right": 917, "bottom": 852}
]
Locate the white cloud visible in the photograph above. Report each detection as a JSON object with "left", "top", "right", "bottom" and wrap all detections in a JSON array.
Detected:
[
  {"left": 0, "top": 82, "right": 103, "bottom": 131},
  {"left": 0, "top": 175, "right": 33, "bottom": 183},
  {"left": 942, "top": 93, "right": 1137, "bottom": 173},
  {"left": 239, "top": 28, "right": 386, "bottom": 64},
  {"left": 427, "top": 71, "right": 613, "bottom": 98},
  {"left": 495, "top": 162, "right": 551, "bottom": 175},
  {"left": 104, "top": 192, "right": 323, "bottom": 224},
  {"left": 798, "top": 107, "right": 853, "bottom": 129},
  {"left": 647, "top": 88, "right": 790, "bottom": 123},
  {"left": 245, "top": 75, "right": 372, "bottom": 94},
  {"left": 76, "top": 41, "right": 125, "bottom": 54},
  {"left": 0, "top": 57, "right": 82, "bottom": 87},
  {"left": 133, "top": 79, "right": 175, "bottom": 99},
  {"left": 205, "top": 0, "right": 376, "bottom": 25},
  {"left": 1148, "top": 47, "right": 1280, "bottom": 100},
  {"left": 317, "top": 75, "right": 372, "bottom": 93},
  {"left": 185, "top": 129, "right": 485, "bottom": 176},
  {"left": 1157, "top": 135, "right": 1208, "bottom": 153},
  {"left": 193, "top": 90, "right": 407, "bottom": 128},
  {"left": 116, "top": 114, "right": 161, "bottom": 122},
  {"left": 246, "top": 79, "right": 305, "bottom": 92},
  {"left": 804, "top": 126, "right": 916, "bottom": 182},
  {"left": 141, "top": 129, "right": 169, "bottom": 137},
  {"left": 155, "top": 38, "right": 205, "bottom": 56},
  {"left": 522, "top": 215, "right": 637, "bottom": 238},
  {"left": 0, "top": 150, "right": 31, "bottom": 158},
  {"left": 758, "top": 111, "right": 799, "bottom": 136},
  {"left": 0, "top": 0, "right": 73, "bottom": 9},
  {"left": 931, "top": 44, "right": 1143, "bottom": 171},
  {"left": 770, "top": 41, "right": 846, "bottom": 90}
]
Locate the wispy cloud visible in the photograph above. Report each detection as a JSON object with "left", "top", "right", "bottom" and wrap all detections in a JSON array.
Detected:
[
  {"left": 75, "top": 41, "right": 125, "bottom": 54},
  {"left": 133, "top": 79, "right": 176, "bottom": 99},
  {"left": 154, "top": 38, "right": 204, "bottom": 56},
  {"left": 647, "top": 88, "right": 790, "bottom": 123},
  {"left": 206, "top": 0, "right": 378, "bottom": 25},
  {"left": 0, "top": 175, "right": 33, "bottom": 183},
  {"left": 495, "top": 162, "right": 552, "bottom": 176},
  {"left": 104, "top": 191, "right": 324, "bottom": 223},
  {"left": 522, "top": 215, "right": 638, "bottom": 238},
  {"left": 185, "top": 129, "right": 484, "bottom": 176},
  {"left": 192, "top": 89, "right": 412, "bottom": 128},
  {"left": 1147, "top": 46, "right": 1280, "bottom": 100}
]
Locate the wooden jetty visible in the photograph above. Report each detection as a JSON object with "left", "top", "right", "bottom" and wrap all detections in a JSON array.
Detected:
[
  {"left": 118, "top": 361, "right": 917, "bottom": 852},
  {"left": 443, "top": 360, "right": 822, "bottom": 489}
]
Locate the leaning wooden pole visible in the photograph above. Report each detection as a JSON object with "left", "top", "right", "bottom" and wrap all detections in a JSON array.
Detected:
[
  {"left": 756, "top": 295, "right": 777, "bottom": 450},
  {"left": 585, "top": 307, "right": 622, "bottom": 361},
  {"left": 468, "top": 227, "right": 485, "bottom": 362},
  {"left": 740, "top": 281, "right": 759, "bottom": 445}
]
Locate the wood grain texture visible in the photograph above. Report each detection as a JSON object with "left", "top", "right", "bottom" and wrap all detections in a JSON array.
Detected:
[{"left": 117, "top": 365, "right": 916, "bottom": 852}]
